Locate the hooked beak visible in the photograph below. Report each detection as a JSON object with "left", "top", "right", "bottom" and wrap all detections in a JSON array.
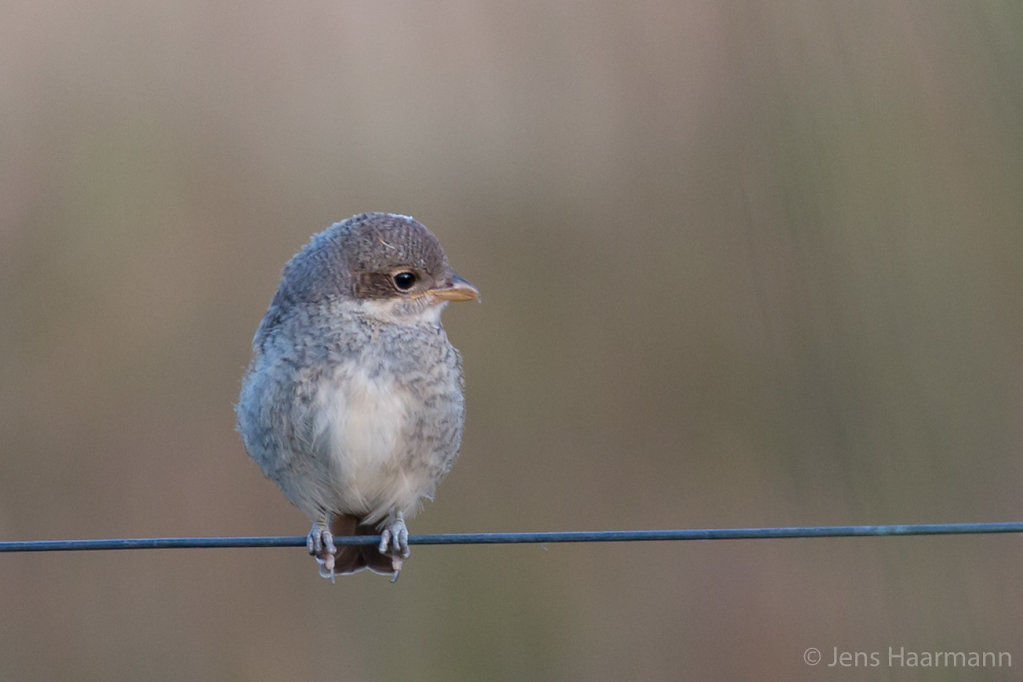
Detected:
[{"left": 428, "top": 274, "right": 480, "bottom": 302}]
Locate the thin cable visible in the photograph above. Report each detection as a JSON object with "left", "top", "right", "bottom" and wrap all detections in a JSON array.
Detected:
[{"left": 2, "top": 521, "right": 1022, "bottom": 552}]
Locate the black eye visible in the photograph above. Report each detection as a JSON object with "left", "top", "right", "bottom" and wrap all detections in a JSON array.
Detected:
[{"left": 393, "top": 271, "right": 417, "bottom": 291}]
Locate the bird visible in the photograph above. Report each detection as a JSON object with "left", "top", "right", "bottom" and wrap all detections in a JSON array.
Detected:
[{"left": 236, "top": 212, "right": 478, "bottom": 581}]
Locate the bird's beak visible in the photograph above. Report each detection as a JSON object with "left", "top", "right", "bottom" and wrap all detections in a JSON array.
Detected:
[{"left": 428, "top": 274, "right": 480, "bottom": 302}]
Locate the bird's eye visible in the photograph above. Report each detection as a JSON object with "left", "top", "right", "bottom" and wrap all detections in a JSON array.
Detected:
[{"left": 393, "top": 271, "right": 417, "bottom": 291}]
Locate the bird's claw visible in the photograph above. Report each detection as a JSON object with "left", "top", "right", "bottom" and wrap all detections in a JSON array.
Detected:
[
  {"left": 378, "top": 524, "right": 410, "bottom": 558},
  {"left": 379, "top": 511, "right": 409, "bottom": 580},
  {"left": 307, "top": 523, "right": 337, "bottom": 582}
]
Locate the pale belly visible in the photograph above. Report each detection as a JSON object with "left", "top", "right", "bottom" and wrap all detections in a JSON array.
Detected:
[{"left": 307, "top": 365, "right": 441, "bottom": 524}]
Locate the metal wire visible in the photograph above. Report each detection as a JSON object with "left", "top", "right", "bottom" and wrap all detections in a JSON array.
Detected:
[{"left": 2, "top": 521, "right": 1022, "bottom": 552}]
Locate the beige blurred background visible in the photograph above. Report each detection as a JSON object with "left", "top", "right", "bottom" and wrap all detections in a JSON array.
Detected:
[{"left": 2, "top": 2, "right": 1022, "bottom": 680}]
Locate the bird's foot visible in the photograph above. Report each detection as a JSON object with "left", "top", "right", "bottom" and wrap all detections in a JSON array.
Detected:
[
  {"left": 307, "top": 521, "right": 338, "bottom": 582},
  {"left": 378, "top": 510, "right": 410, "bottom": 582}
]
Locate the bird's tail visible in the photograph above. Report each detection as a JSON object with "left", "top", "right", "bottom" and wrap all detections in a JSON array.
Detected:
[{"left": 329, "top": 513, "right": 397, "bottom": 576}]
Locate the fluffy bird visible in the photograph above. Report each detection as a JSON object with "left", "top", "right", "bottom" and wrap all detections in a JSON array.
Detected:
[{"left": 237, "top": 213, "right": 478, "bottom": 580}]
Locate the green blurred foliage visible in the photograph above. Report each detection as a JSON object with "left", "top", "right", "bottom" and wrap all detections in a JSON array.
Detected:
[{"left": 2, "top": 2, "right": 1022, "bottom": 680}]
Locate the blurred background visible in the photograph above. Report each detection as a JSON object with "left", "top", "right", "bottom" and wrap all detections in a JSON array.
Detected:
[{"left": 2, "top": 2, "right": 1022, "bottom": 680}]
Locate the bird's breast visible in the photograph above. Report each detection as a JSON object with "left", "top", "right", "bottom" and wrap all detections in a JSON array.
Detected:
[
  {"left": 316, "top": 364, "right": 404, "bottom": 483},
  {"left": 312, "top": 352, "right": 458, "bottom": 522}
]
